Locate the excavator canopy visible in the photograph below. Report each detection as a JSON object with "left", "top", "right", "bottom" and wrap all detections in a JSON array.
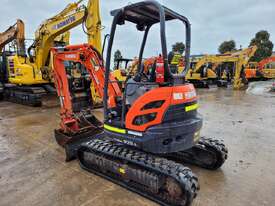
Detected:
[
  {"left": 111, "top": 1, "right": 187, "bottom": 26},
  {"left": 106, "top": 0, "right": 191, "bottom": 93}
]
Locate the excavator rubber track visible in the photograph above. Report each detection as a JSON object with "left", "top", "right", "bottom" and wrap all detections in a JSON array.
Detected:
[
  {"left": 3, "top": 85, "right": 46, "bottom": 106},
  {"left": 167, "top": 137, "right": 228, "bottom": 170},
  {"left": 78, "top": 135, "right": 199, "bottom": 206}
]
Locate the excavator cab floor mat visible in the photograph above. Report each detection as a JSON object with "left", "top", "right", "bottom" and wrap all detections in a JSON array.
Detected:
[{"left": 55, "top": 129, "right": 102, "bottom": 161}]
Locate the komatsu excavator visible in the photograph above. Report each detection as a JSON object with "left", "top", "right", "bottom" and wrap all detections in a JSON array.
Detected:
[
  {"left": 3, "top": 0, "right": 102, "bottom": 106},
  {"left": 51, "top": 1, "right": 228, "bottom": 206},
  {"left": 0, "top": 19, "right": 25, "bottom": 98}
]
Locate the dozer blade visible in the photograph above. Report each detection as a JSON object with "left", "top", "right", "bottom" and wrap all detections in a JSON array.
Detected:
[{"left": 55, "top": 128, "right": 102, "bottom": 162}]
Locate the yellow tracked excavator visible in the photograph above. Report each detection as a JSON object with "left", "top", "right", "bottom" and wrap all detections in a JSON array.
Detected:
[
  {"left": 0, "top": 19, "right": 25, "bottom": 98},
  {"left": 2, "top": 0, "right": 102, "bottom": 106},
  {"left": 185, "top": 46, "right": 257, "bottom": 89}
]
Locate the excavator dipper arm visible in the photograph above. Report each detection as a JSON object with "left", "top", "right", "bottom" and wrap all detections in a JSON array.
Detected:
[{"left": 52, "top": 44, "right": 122, "bottom": 154}]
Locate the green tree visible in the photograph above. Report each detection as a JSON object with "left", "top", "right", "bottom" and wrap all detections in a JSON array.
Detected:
[
  {"left": 249, "top": 30, "right": 274, "bottom": 62},
  {"left": 114, "top": 50, "right": 123, "bottom": 69},
  {"left": 172, "top": 42, "right": 185, "bottom": 54},
  {"left": 218, "top": 40, "right": 236, "bottom": 54}
]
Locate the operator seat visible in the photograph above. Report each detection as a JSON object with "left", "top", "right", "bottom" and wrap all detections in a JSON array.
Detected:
[{"left": 125, "top": 63, "right": 158, "bottom": 106}]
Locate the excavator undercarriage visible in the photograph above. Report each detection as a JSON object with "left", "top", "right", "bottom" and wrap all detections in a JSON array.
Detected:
[{"left": 3, "top": 85, "right": 47, "bottom": 106}]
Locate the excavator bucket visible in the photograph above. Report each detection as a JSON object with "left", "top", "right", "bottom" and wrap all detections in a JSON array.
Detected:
[{"left": 55, "top": 114, "right": 103, "bottom": 162}]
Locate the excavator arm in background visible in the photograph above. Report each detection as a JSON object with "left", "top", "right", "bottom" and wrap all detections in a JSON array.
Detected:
[
  {"left": 258, "top": 56, "right": 275, "bottom": 79},
  {"left": 258, "top": 56, "right": 275, "bottom": 70},
  {"left": 0, "top": 19, "right": 25, "bottom": 55},
  {"left": 33, "top": 0, "right": 103, "bottom": 76},
  {"left": 32, "top": 1, "right": 87, "bottom": 77},
  {"left": 85, "top": 0, "right": 102, "bottom": 52},
  {"left": 231, "top": 46, "right": 257, "bottom": 89}
]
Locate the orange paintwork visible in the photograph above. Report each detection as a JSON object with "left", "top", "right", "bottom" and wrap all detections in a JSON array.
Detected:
[
  {"left": 258, "top": 56, "right": 275, "bottom": 71},
  {"left": 245, "top": 69, "right": 257, "bottom": 79},
  {"left": 125, "top": 84, "right": 197, "bottom": 131},
  {"left": 51, "top": 44, "right": 122, "bottom": 133}
]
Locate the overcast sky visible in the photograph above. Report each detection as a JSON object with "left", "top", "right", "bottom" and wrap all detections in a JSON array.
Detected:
[{"left": 1, "top": 0, "right": 274, "bottom": 58}]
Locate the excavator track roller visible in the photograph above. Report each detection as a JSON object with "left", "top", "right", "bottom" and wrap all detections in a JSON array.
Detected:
[
  {"left": 78, "top": 137, "right": 199, "bottom": 206},
  {"left": 168, "top": 137, "right": 228, "bottom": 170}
]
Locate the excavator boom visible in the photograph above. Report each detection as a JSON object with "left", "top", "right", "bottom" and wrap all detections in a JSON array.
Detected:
[
  {"left": 0, "top": 19, "right": 25, "bottom": 55},
  {"left": 33, "top": 0, "right": 102, "bottom": 74},
  {"left": 86, "top": 0, "right": 102, "bottom": 52}
]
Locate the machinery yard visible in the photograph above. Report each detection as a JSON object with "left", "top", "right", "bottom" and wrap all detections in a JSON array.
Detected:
[
  {"left": 1, "top": 83, "right": 275, "bottom": 206},
  {"left": 1, "top": 0, "right": 275, "bottom": 205}
]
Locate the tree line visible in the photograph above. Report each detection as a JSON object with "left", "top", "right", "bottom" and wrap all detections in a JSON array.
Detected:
[
  {"left": 218, "top": 30, "right": 273, "bottom": 62},
  {"left": 114, "top": 30, "right": 274, "bottom": 64}
]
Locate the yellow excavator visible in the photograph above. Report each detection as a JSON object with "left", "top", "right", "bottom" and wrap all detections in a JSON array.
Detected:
[
  {"left": 185, "top": 46, "right": 257, "bottom": 89},
  {"left": 3, "top": 0, "right": 102, "bottom": 106},
  {"left": 0, "top": 19, "right": 26, "bottom": 99}
]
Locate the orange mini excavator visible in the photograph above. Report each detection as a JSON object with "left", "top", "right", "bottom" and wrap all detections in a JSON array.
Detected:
[{"left": 51, "top": 1, "right": 228, "bottom": 206}]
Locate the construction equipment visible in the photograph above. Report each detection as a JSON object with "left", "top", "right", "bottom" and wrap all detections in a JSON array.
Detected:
[
  {"left": 3, "top": 0, "right": 102, "bottom": 106},
  {"left": 187, "top": 55, "right": 225, "bottom": 88},
  {"left": 244, "top": 56, "right": 275, "bottom": 80},
  {"left": 186, "top": 46, "right": 257, "bottom": 89},
  {"left": 0, "top": 19, "right": 25, "bottom": 55},
  {"left": 52, "top": 1, "right": 228, "bottom": 206},
  {"left": 112, "top": 58, "right": 133, "bottom": 87},
  {"left": 244, "top": 61, "right": 262, "bottom": 80},
  {"left": 258, "top": 56, "right": 275, "bottom": 79},
  {"left": 0, "top": 19, "right": 26, "bottom": 97},
  {"left": 230, "top": 46, "right": 258, "bottom": 89}
]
